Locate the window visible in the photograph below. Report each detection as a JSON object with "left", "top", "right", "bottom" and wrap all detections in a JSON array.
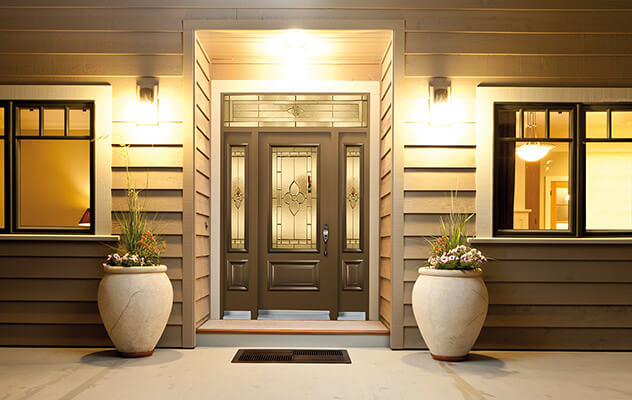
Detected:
[
  {"left": 0, "top": 101, "right": 94, "bottom": 233},
  {"left": 494, "top": 103, "right": 632, "bottom": 236}
]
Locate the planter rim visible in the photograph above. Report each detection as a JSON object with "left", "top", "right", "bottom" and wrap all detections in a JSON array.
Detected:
[
  {"left": 417, "top": 267, "right": 482, "bottom": 277},
  {"left": 103, "top": 265, "right": 167, "bottom": 274}
]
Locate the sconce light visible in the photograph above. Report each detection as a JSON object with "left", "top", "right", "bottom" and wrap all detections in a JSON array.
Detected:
[
  {"left": 429, "top": 77, "right": 452, "bottom": 125},
  {"left": 136, "top": 78, "right": 159, "bottom": 125}
]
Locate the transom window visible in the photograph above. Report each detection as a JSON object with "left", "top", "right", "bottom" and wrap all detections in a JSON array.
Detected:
[
  {"left": 494, "top": 103, "right": 632, "bottom": 236},
  {"left": 0, "top": 101, "right": 94, "bottom": 233}
]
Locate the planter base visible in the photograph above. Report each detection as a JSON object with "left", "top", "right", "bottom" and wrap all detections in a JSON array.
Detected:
[
  {"left": 119, "top": 350, "right": 154, "bottom": 358},
  {"left": 430, "top": 353, "right": 468, "bottom": 362}
]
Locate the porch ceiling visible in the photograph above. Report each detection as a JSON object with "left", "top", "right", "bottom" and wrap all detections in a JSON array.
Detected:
[{"left": 196, "top": 29, "right": 392, "bottom": 65}]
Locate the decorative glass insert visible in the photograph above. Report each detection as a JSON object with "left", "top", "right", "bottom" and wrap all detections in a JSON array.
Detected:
[
  {"left": 271, "top": 146, "right": 318, "bottom": 250},
  {"left": 230, "top": 146, "right": 246, "bottom": 250},
  {"left": 224, "top": 94, "right": 368, "bottom": 128},
  {"left": 345, "top": 146, "right": 361, "bottom": 250}
]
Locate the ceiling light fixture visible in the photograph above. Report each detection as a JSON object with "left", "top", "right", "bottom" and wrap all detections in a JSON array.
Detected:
[{"left": 516, "top": 143, "right": 554, "bottom": 162}]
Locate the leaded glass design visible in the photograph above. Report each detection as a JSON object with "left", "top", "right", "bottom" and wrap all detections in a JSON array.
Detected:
[
  {"left": 271, "top": 146, "right": 318, "bottom": 250},
  {"left": 345, "top": 146, "right": 361, "bottom": 250},
  {"left": 230, "top": 146, "right": 246, "bottom": 250},
  {"left": 224, "top": 94, "right": 368, "bottom": 128}
]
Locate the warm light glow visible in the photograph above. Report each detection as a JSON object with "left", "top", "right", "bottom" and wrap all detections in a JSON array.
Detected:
[
  {"left": 516, "top": 143, "right": 554, "bottom": 162},
  {"left": 135, "top": 101, "right": 158, "bottom": 125},
  {"left": 430, "top": 102, "right": 454, "bottom": 125}
]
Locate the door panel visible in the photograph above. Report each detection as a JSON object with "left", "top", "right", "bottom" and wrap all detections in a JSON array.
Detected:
[{"left": 259, "top": 132, "right": 339, "bottom": 318}]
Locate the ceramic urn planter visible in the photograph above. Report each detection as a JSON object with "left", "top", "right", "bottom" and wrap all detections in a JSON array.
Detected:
[
  {"left": 97, "top": 265, "right": 173, "bottom": 357},
  {"left": 412, "top": 267, "right": 488, "bottom": 361}
]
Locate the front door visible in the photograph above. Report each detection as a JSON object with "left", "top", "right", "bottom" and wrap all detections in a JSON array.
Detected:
[{"left": 222, "top": 129, "right": 368, "bottom": 320}]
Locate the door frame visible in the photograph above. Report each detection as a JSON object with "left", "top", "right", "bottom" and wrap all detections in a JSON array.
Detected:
[{"left": 211, "top": 80, "right": 380, "bottom": 320}]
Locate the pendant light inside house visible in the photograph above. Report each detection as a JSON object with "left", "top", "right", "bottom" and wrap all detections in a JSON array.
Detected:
[
  {"left": 516, "top": 143, "right": 554, "bottom": 162},
  {"left": 516, "top": 110, "right": 553, "bottom": 162}
]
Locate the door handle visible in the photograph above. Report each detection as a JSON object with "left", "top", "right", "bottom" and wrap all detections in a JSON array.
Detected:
[{"left": 323, "top": 223, "right": 329, "bottom": 256}]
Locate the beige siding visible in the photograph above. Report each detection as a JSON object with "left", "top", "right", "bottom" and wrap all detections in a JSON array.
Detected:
[
  {"left": 193, "top": 38, "right": 211, "bottom": 328},
  {"left": 378, "top": 39, "right": 394, "bottom": 330}
]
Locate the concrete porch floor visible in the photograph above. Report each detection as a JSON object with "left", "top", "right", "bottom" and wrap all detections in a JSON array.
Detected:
[{"left": 1, "top": 347, "right": 630, "bottom": 400}]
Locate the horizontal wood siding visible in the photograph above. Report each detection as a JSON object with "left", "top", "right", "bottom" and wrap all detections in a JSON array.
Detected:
[
  {"left": 194, "top": 38, "right": 211, "bottom": 328},
  {"left": 378, "top": 39, "right": 393, "bottom": 330},
  {"left": 0, "top": 5, "right": 186, "bottom": 347},
  {"left": 403, "top": 243, "right": 632, "bottom": 350}
]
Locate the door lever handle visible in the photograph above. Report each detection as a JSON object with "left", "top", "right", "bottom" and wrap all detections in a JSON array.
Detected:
[{"left": 323, "top": 223, "right": 329, "bottom": 256}]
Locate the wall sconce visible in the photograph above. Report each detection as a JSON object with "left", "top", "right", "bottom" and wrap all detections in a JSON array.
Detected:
[
  {"left": 136, "top": 78, "right": 159, "bottom": 125},
  {"left": 429, "top": 77, "right": 452, "bottom": 125}
]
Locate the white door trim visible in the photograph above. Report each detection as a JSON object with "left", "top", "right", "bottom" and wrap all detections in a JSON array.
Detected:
[{"left": 210, "top": 80, "right": 380, "bottom": 320}]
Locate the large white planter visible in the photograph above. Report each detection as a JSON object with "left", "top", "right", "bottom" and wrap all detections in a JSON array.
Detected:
[
  {"left": 97, "top": 265, "right": 173, "bottom": 357},
  {"left": 412, "top": 267, "right": 488, "bottom": 361}
]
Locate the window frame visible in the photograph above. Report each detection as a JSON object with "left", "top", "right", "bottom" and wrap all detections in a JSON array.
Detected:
[
  {"left": 1, "top": 100, "right": 95, "bottom": 234},
  {"left": 493, "top": 102, "right": 632, "bottom": 238}
]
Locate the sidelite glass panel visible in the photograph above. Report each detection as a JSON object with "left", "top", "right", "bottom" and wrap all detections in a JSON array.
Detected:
[
  {"left": 345, "top": 146, "right": 361, "bottom": 250},
  {"left": 230, "top": 146, "right": 246, "bottom": 250},
  {"left": 586, "top": 111, "right": 608, "bottom": 138},
  {"left": 0, "top": 139, "right": 4, "bottom": 229},
  {"left": 18, "top": 140, "right": 90, "bottom": 228},
  {"left": 19, "top": 107, "right": 39, "bottom": 136},
  {"left": 43, "top": 108, "right": 65, "bottom": 136},
  {"left": 611, "top": 111, "right": 632, "bottom": 139},
  {"left": 224, "top": 94, "right": 368, "bottom": 128},
  {"left": 271, "top": 146, "right": 318, "bottom": 250},
  {"left": 550, "top": 111, "right": 570, "bottom": 138},
  {"left": 496, "top": 109, "right": 571, "bottom": 231},
  {"left": 586, "top": 142, "right": 632, "bottom": 230},
  {"left": 69, "top": 108, "right": 91, "bottom": 136}
]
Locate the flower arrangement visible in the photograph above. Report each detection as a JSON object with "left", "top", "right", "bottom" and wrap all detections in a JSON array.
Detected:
[
  {"left": 104, "top": 146, "right": 166, "bottom": 267},
  {"left": 426, "top": 197, "right": 486, "bottom": 270}
]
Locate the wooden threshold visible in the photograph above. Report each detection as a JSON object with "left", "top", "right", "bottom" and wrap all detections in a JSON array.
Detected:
[{"left": 196, "top": 320, "right": 390, "bottom": 335}]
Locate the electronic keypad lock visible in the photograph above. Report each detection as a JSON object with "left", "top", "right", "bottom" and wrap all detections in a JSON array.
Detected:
[{"left": 323, "top": 224, "right": 329, "bottom": 256}]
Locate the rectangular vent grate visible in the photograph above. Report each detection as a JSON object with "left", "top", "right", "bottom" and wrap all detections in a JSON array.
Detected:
[{"left": 231, "top": 349, "right": 351, "bottom": 364}]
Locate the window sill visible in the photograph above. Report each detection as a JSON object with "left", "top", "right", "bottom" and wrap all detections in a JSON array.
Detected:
[
  {"left": 0, "top": 234, "right": 119, "bottom": 242},
  {"left": 469, "top": 237, "right": 632, "bottom": 245}
]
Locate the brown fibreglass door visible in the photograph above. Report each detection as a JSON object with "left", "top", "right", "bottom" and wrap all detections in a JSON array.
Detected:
[
  {"left": 222, "top": 129, "right": 368, "bottom": 319},
  {"left": 222, "top": 124, "right": 368, "bottom": 320}
]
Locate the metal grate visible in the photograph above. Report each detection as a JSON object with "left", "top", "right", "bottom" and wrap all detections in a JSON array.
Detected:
[{"left": 232, "top": 349, "right": 351, "bottom": 364}]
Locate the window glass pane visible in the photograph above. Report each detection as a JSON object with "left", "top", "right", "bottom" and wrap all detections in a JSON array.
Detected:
[
  {"left": 230, "top": 146, "right": 246, "bottom": 250},
  {"left": 69, "top": 108, "right": 91, "bottom": 136},
  {"left": 18, "top": 140, "right": 90, "bottom": 228},
  {"left": 19, "top": 108, "right": 39, "bottom": 136},
  {"left": 611, "top": 111, "right": 632, "bottom": 139},
  {"left": 550, "top": 111, "right": 570, "bottom": 138},
  {"left": 43, "top": 108, "right": 65, "bottom": 136},
  {"left": 523, "top": 111, "right": 546, "bottom": 139},
  {"left": 271, "top": 146, "right": 318, "bottom": 250},
  {"left": 586, "top": 111, "right": 608, "bottom": 138},
  {"left": 586, "top": 142, "right": 632, "bottom": 230},
  {"left": 0, "top": 107, "right": 4, "bottom": 135},
  {"left": 498, "top": 141, "right": 570, "bottom": 230},
  {"left": 345, "top": 146, "right": 361, "bottom": 250},
  {"left": 0, "top": 140, "right": 4, "bottom": 229}
]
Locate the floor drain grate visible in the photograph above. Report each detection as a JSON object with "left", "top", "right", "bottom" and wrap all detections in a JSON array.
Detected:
[{"left": 231, "top": 349, "right": 351, "bottom": 364}]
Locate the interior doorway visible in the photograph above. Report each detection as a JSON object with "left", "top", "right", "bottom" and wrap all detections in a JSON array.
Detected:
[{"left": 221, "top": 94, "right": 370, "bottom": 319}]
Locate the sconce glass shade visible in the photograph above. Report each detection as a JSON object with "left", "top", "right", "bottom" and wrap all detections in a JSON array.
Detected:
[
  {"left": 136, "top": 78, "right": 158, "bottom": 125},
  {"left": 78, "top": 208, "right": 91, "bottom": 227},
  {"left": 516, "top": 143, "right": 554, "bottom": 162}
]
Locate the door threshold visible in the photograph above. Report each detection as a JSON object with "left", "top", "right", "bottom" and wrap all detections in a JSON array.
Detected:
[{"left": 196, "top": 319, "right": 389, "bottom": 335}]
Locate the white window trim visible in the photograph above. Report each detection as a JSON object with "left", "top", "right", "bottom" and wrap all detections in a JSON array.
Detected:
[
  {"left": 475, "top": 86, "right": 632, "bottom": 241},
  {"left": 0, "top": 84, "right": 114, "bottom": 240}
]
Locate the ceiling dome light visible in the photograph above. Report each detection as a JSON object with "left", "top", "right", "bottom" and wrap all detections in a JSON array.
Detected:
[{"left": 516, "top": 143, "right": 554, "bottom": 162}]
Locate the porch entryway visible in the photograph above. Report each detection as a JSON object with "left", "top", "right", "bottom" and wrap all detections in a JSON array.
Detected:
[{"left": 221, "top": 96, "right": 370, "bottom": 320}]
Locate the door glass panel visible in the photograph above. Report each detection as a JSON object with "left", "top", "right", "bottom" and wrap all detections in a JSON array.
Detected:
[
  {"left": 586, "top": 142, "right": 632, "bottom": 230},
  {"left": 345, "top": 146, "right": 361, "bottom": 250},
  {"left": 230, "top": 146, "right": 246, "bottom": 250},
  {"left": 523, "top": 111, "right": 546, "bottom": 138},
  {"left": 0, "top": 139, "right": 4, "bottom": 229},
  {"left": 271, "top": 146, "right": 318, "bottom": 250},
  {"left": 69, "top": 108, "right": 91, "bottom": 136},
  {"left": 224, "top": 94, "right": 368, "bottom": 128}
]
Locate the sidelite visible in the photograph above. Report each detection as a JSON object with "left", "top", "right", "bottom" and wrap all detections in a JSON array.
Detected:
[{"left": 494, "top": 103, "right": 632, "bottom": 236}]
